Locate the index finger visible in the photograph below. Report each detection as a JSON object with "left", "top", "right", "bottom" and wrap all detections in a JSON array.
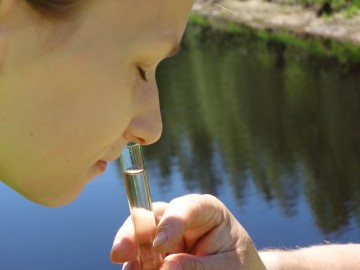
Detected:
[{"left": 153, "top": 194, "right": 228, "bottom": 255}]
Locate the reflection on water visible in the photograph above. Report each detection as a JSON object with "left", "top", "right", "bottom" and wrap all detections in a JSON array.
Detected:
[{"left": 146, "top": 25, "right": 360, "bottom": 235}]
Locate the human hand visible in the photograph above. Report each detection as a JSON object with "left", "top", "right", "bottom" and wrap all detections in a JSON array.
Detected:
[{"left": 110, "top": 194, "right": 266, "bottom": 270}]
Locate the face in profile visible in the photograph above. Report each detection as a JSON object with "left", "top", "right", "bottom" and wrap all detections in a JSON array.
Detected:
[{"left": 0, "top": 0, "right": 194, "bottom": 206}]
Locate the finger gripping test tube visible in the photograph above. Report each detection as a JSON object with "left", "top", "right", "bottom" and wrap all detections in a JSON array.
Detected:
[{"left": 119, "top": 143, "right": 163, "bottom": 270}]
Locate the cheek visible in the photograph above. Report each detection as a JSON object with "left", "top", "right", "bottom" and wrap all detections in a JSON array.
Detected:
[
  {"left": 59, "top": 51, "right": 136, "bottom": 146},
  {"left": 0, "top": 58, "right": 135, "bottom": 188},
  {"left": 38, "top": 57, "right": 134, "bottom": 140},
  {"left": 0, "top": 42, "right": 136, "bottom": 205},
  {"left": 38, "top": 80, "right": 134, "bottom": 164}
]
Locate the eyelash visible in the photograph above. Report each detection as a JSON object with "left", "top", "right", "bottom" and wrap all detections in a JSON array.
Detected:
[{"left": 137, "top": 66, "right": 148, "bottom": 82}]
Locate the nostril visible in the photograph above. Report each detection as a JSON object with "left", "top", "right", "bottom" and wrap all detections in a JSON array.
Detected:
[
  {"left": 127, "top": 136, "right": 146, "bottom": 145},
  {"left": 134, "top": 137, "right": 146, "bottom": 144}
]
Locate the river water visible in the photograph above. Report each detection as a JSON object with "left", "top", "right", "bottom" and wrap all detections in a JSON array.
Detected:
[{"left": 1, "top": 25, "right": 360, "bottom": 269}]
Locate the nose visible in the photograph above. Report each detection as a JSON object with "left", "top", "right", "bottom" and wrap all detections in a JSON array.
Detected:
[{"left": 123, "top": 79, "right": 163, "bottom": 145}]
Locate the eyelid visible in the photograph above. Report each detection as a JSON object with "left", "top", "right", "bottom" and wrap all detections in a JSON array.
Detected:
[{"left": 137, "top": 66, "right": 148, "bottom": 82}]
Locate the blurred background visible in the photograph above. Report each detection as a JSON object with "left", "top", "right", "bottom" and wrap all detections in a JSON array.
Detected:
[{"left": 1, "top": 23, "right": 360, "bottom": 269}]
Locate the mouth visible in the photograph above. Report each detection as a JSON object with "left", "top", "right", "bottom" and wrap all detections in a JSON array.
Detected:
[{"left": 95, "top": 160, "right": 108, "bottom": 173}]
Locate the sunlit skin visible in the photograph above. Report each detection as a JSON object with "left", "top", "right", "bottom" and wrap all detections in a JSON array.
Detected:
[{"left": 0, "top": 0, "right": 193, "bottom": 206}]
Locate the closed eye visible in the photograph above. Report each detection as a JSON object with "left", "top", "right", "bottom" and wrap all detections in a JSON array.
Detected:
[{"left": 137, "top": 66, "right": 148, "bottom": 82}]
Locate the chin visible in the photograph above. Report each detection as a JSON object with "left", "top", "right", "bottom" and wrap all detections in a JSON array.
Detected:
[
  {"left": 4, "top": 172, "right": 91, "bottom": 207},
  {"left": 19, "top": 184, "right": 85, "bottom": 208},
  {"left": 23, "top": 192, "right": 79, "bottom": 207},
  {"left": 36, "top": 194, "right": 81, "bottom": 207}
]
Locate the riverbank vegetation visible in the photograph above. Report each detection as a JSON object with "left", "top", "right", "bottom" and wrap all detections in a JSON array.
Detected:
[
  {"left": 188, "top": 13, "right": 360, "bottom": 65},
  {"left": 296, "top": 0, "right": 360, "bottom": 17}
]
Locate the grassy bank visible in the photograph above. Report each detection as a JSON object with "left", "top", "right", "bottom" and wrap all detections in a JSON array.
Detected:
[
  {"left": 300, "top": 0, "right": 360, "bottom": 17},
  {"left": 188, "top": 14, "right": 360, "bottom": 65}
]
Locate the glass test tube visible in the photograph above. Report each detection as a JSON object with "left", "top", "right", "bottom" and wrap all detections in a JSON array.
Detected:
[{"left": 119, "top": 143, "right": 162, "bottom": 270}]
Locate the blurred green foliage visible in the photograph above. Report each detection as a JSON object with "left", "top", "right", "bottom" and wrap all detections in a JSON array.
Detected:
[
  {"left": 301, "top": 0, "right": 360, "bottom": 16},
  {"left": 189, "top": 15, "right": 360, "bottom": 64}
]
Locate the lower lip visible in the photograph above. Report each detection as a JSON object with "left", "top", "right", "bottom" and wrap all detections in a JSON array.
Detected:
[{"left": 96, "top": 160, "right": 108, "bottom": 173}]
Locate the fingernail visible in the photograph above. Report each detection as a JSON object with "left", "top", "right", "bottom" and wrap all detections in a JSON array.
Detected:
[
  {"left": 122, "top": 259, "right": 140, "bottom": 270},
  {"left": 110, "top": 239, "right": 121, "bottom": 263},
  {"left": 111, "top": 238, "right": 120, "bottom": 253},
  {"left": 162, "top": 261, "right": 182, "bottom": 270},
  {"left": 112, "top": 238, "right": 120, "bottom": 248},
  {"left": 153, "top": 231, "right": 167, "bottom": 248}
]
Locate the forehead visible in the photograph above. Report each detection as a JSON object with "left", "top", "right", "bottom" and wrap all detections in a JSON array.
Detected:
[
  {"left": 38, "top": 0, "right": 193, "bottom": 60},
  {"left": 76, "top": 0, "right": 192, "bottom": 51}
]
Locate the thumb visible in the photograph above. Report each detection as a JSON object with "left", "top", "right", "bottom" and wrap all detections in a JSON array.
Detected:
[{"left": 160, "top": 252, "right": 241, "bottom": 270}]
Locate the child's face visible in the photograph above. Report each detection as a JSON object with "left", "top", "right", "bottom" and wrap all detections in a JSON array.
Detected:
[{"left": 0, "top": 0, "right": 193, "bottom": 206}]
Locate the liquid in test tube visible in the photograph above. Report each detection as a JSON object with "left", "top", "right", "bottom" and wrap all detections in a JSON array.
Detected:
[{"left": 119, "top": 143, "right": 162, "bottom": 270}]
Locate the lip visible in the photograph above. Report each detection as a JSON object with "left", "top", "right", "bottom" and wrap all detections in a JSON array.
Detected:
[{"left": 95, "top": 160, "right": 108, "bottom": 173}]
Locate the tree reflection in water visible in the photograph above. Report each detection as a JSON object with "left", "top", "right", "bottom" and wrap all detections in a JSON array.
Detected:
[{"left": 145, "top": 25, "right": 360, "bottom": 235}]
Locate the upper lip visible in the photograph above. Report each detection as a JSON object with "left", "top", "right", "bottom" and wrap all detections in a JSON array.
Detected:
[
  {"left": 99, "top": 155, "right": 119, "bottom": 163},
  {"left": 99, "top": 147, "right": 122, "bottom": 163}
]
